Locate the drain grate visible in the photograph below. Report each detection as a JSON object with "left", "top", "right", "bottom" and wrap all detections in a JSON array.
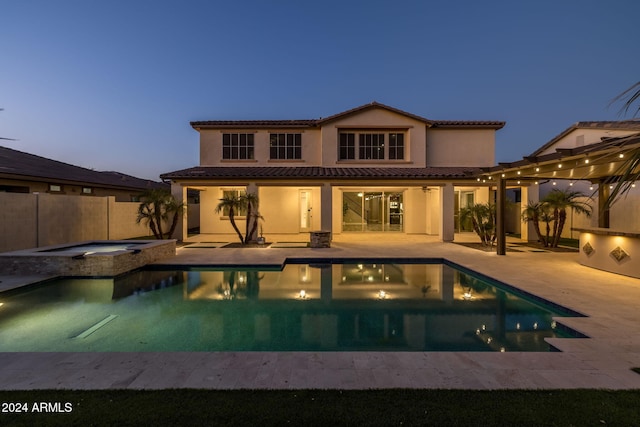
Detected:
[{"left": 74, "top": 314, "right": 118, "bottom": 339}]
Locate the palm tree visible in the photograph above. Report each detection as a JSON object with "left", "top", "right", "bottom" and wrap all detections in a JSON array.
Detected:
[
  {"left": 611, "top": 81, "right": 640, "bottom": 117},
  {"left": 242, "top": 192, "right": 260, "bottom": 243},
  {"left": 543, "top": 189, "right": 592, "bottom": 247},
  {"left": 606, "top": 81, "right": 640, "bottom": 208},
  {"left": 521, "top": 201, "right": 547, "bottom": 246},
  {"left": 136, "top": 189, "right": 185, "bottom": 239},
  {"left": 215, "top": 193, "right": 245, "bottom": 244},
  {"left": 460, "top": 203, "right": 496, "bottom": 247}
]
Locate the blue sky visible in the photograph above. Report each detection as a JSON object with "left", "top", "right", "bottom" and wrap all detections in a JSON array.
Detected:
[{"left": 2, "top": 0, "right": 639, "bottom": 180}]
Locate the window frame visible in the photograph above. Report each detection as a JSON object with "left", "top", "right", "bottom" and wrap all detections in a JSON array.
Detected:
[
  {"left": 48, "top": 184, "right": 63, "bottom": 193},
  {"left": 219, "top": 188, "right": 247, "bottom": 218},
  {"left": 269, "top": 133, "right": 302, "bottom": 160},
  {"left": 358, "top": 133, "right": 385, "bottom": 160},
  {"left": 338, "top": 132, "right": 356, "bottom": 160},
  {"left": 388, "top": 133, "right": 405, "bottom": 160},
  {"left": 338, "top": 130, "right": 407, "bottom": 162},
  {"left": 222, "top": 133, "right": 255, "bottom": 160}
]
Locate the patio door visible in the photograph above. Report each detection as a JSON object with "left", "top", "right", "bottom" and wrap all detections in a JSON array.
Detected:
[
  {"left": 299, "top": 190, "right": 312, "bottom": 232},
  {"left": 342, "top": 191, "right": 403, "bottom": 232}
]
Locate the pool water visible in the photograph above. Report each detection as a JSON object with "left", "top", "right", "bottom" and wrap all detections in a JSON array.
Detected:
[{"left": 0, "top": 261, "right": 585, "bottom": 352}]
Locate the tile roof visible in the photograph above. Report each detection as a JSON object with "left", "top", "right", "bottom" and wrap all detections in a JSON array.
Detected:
[
  {"left": 0, "top": 146, "right": 166, "bottom": 190},
  {"left": 161, "top": 166, "right": 481, "bottom": 180},
  {"left": 190, "top": 102, "right": 505, "bottom": 130},
  {"left": 190, "top": 120, "right": 317, "bottom": 129}
]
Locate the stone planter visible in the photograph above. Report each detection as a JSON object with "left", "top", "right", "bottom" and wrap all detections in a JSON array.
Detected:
[{"left": 309, "top": 231, "right": 331, "bottom": 248}]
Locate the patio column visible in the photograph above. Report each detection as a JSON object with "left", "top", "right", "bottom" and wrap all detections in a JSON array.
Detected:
[
  {"left": 598, "top": 181, "right": 610, "bottom": 228},
  {"left": 521, "top": 184, "right": 539, "bottom": 242},
  {"left": 171, "top": 183, "right": 187, "bottom": 242},
  {"left": 320, "top": 183, "right": 332, "bottom": 234},
  {"left": 439, "top": 183, "right": 454, "bottom": 242},
  {"left": 496, "top": 177, "right": 506, "bottom": 255}
]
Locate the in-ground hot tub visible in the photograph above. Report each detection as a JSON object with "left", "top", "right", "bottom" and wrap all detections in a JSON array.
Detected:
[{"left": 0, "top": 240, "right": 176, "bottom": 277}]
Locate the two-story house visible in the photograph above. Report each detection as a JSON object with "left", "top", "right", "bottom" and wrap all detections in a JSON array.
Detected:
[{"left": 161, "top": 102, "right": 505, "bottom": 242}]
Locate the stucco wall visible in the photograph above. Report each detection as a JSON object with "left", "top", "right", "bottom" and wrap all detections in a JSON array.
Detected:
[
  {"left": 199, "top": 128, "right": 322, "bottom": 166},
  {"left": 537, "top": 129, "right": 640, "bottom": 156},
  {"left": 579, "top": 231, "right": 640, "bottom": 279},
  {"left": 404, "top": 187, "right": 427, "bottom": 234},
  {"left": 0, "top": 193, "right": 166, "bottom": 253},
  {"left": 320, "top": 109, "right": 428, "bottom": 167},
  {"left": 426, "top": 128, "right": 495, "bottom": 167}
]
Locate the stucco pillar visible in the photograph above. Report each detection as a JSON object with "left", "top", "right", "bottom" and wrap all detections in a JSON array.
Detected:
[
  {"left": 439, "top": 183, "right": 454, "bottom": 242},
  {"left": 521, "top": 184, "right": 539, "bottom": 242},
  {"left": 496, "top": 178, "right": 506, "bottom": 255},
  {"left": 247, "top": 182, "right": 258, "bottom": 195},
  {"left": 171, "top": 183, "right": 187, "bottom": 242},
  {"left": 320, "top": 183, "right": 332, "bottom": 234}
]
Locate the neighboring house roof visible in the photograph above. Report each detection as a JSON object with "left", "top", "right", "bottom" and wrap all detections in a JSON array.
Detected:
[
  {"left": 161, "top": 166, "right": 481, "bottom": 180},
  {"left": 190, "top": 102, "right": 505, "bottom": 130},
  {"left": 483, "top": 132, "right": 640, "bottom": 181},
  {"left": 529, "top": 120, "right": 640, "bottom": 157},
  {"left": 0, "top": 146, "right": 166, "bottom": 191}
]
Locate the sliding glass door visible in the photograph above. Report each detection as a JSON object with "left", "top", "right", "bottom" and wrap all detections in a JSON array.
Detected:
[{"left": 342, "top": 191, "right": 403, "bottom": 232}]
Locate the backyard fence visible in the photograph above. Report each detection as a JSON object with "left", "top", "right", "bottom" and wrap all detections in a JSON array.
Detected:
[{"left": 0, "top": 192, "right": 199, "bottom": 253}]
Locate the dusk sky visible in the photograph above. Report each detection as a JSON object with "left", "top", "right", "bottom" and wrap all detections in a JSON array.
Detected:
[{"left": 2, "top": 0, "right": 639, "bottom": 181}]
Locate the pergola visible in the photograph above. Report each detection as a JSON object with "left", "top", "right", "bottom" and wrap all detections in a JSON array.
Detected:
[{"left": 477, "top": 132, "right": 640, "bottom": 255}]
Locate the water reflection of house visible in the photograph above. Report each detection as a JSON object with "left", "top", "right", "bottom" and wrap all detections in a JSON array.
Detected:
[{"left": 178, "top": 263, "right": 562, "bottom": 352}]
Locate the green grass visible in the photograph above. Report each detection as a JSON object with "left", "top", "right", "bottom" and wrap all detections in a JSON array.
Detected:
[{"left": 1, "top": 389, "right": 640, "bottom": 426}]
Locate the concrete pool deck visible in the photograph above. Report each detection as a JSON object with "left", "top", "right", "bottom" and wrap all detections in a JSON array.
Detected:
[{"left": 1, "top": 234, "right": 640, "bottom": 390}]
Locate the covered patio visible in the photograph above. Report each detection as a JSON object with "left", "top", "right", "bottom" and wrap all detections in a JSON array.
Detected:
[{"left": 484, "top": 132, "right": 640, "bottom": 258}]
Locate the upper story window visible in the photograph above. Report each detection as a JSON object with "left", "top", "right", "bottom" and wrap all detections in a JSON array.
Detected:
[
  {"left": 270, "top": 133, "right": 301, "bottom": 159},
  {"left": 339, "top": 131, "right": 405, "bottom": 161},
  {"left": 223, "top": 133, "right": 254, "bottom": 160},
  {"left": 339, "top": 133, "right": 356, "bottom": 160},
  {"left": 359, "top": 133, "right": 385, "bottom": 160},
  {"left": 82, "top": 187, "right": 93, "bottom": 194},
  {"left": 388, "top": 133, "right": 404, "bottom": 160}
]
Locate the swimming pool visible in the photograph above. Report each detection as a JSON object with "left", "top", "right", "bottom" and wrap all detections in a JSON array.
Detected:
[{"left": 0, "top": 260, "right": 585, "bottom": 352}]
